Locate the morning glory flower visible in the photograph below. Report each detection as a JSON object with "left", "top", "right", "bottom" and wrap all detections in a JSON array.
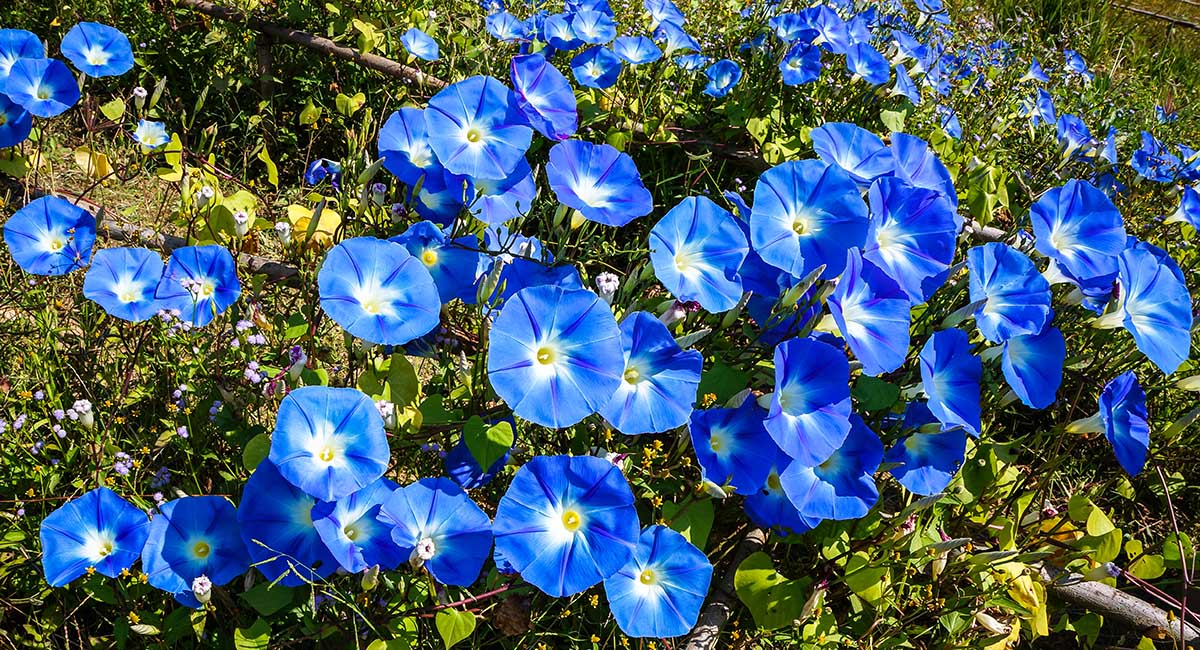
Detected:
[
  {"left": 766, "top": 337, "right": 853, "bottom": 467},
  {"left": 829, "top": 249, "right": 912, "bottom": 376},
  {"left": 769, "top": 13, "right": 817, "bottom": 43},
  {"left": 154, "top": 245, "right": 241, "bottom": 328},
  {"left": 1165, "top": 185, "right": 1200, "bottom": 230},
  {"left": 645, "top": 0, "right": 686, "bottom": 28},
  {"left": 546, "top": 140, "right": 653, "bottom": 227},
  {"left": 425, "top": 75, "right": 533, "bottom": 181},
  {"left": 1101, "top": 372, "right": 1150, "bottom": 476},
  {"left": 1031, "top": 88, "right": 1056, "bottom": 126},
  {"left": 780, "top": 414, "right": 882, "bottom": 520},
  {"left": 750, "top": 159, "right": 868, "bottom": 280},
  {"left": 237, "top": 459, "right": 338, "bottom": 587},
  {"left": 4, "top": 58, "right": 81, "bottom": 118},
  {"left": 846, "top": 42, "right": 891, "bottom": 85},
  {"left": 61, "top": 22, "right": 134, "bottom": 77},
  {"left": 0, "top": 93, "right": 33, "bottom": 148},
  {"left": 1030, "top": 179, "right": 1125, "bottom": 287},
  {"left": 779, "top": 42, "right": 822, "bottom": 85},
  {"left": 0, "top": 29, "right": 44, "bottom": 84},
  {"left": 303, "top": 158, "right": 342, "bottom": 188},
  {"left": 2, "top": 195, "right": 96, "bottom": 276},
  {"left": 890, "top": 133, "right": 959, "bottom": 207},
  {"left": 571, "top": 46, "right": 623, "bottom": 88},
  {"left": 142, "top": 496, "right": 250, "bottom": 608},
  {"left": 675, "top": 53, "right": 710, "bottom": 71},
  {"left": 1001, "top": 326, "right": 1066, "bottom": 409},
  {"left": 939, "top": 106, "right": 963, "bottom": 139},
  {"left": 317, "top": 237, "right": 442, "bottom": 345},
  {"left": 378, "top": 478, "right": 493, "bottom": 586},
  {"left": 1116, "top": 242, "right": 1193, "bottom": 375},
  {"left": 603, "top": 525, "right": 714, "bottom": 638},
  {"left": 805, "top": 5, "right": 851, "bottom": 53},
  {"left": 1021, "top": 57, "right": 1050, "bottom": 83},
  {"left": 132, "top": 119, "right": 170, "bottom": 150},
  {"left": 510, "top": 54, "right": 578, "bottom": 141},
  {"left": 892, "top": 64, "right": 921, "bottom": 104},
  {"left": 488, "top": 285, "right": 624, "bottom": 428},
  {"left": 744, "top": 441, "right": 819, "bottom": 536},
  {"left": 572, "top": 10, "right": 617, "bottom": 44},
  {"left": 82, "top": 247, "right": 164, "bottom": 322},
  {"left": 40, "top": 487, "right": 149, "bottom": 587},
  {"left": 470, "top": 159, "right": 535, "bottom": 225},
  {"left": 269, "top": 386, "right": 389, "bottom": 503},
  {"left": 1063, "top": 49, "right": 1094, "bottom": 81},
  {"left": 654, "top": 21, "right": 701, "bottom": 55},
  {"left": 311, "top": 477, "right": 404, "bottom": 573},
  {"left": 884, "top": 415, "right": 966, "bottom": 496},
  {"left": 811, "top": 122, "right": 895, "bottom": 188},
  {"left": 599, "top": 311, "right": 703, "bottom": 434},
  {"left": 544, "top": 13, "right": 584, "bottom": 50},
  {"left": 409, "top": 170, "right": 471, "bottom": 226},
  {"left": 968, "top": 243, "right": 1053, "bottom": 343},
  {"left": 864, "top": 178, "right": 958, "bottom": 304},
  {"left": 649, "top": 196, "right": 749, "bottom": 312},
  {"left": 703, "top": 59, "right": 742, "bottom": 98},
  {"left": 486, "top": 11, "right": 529, "bottom": 42},
  {"left": 400, "top": 28, "right": 439, "bottom": 61},
  {"left": 390, "top": 221, "right": 482, "bottom": 304},
  {"left": 612, "top": 36, "right": 661, "bottom": 64},
  {"left": 493, "top": 455, "right": 639, "bottom": 597},
  {"left": 689, "top": 398, "right": 773, "bottom": 493},
  {"left": 378, "top": 107, "right": 447, "bottom": 188},
  {"left": 919, "top": 329, "right": 981, "bottom": 436}
]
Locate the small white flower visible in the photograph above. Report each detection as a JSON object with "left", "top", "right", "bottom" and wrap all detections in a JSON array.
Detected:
[
  {"left": 595, "top": 272, "right": 619, "bottom": 303},
  {"left": 274, "top": 221, "right": 292, "bottom": 245},
  {"left": 192, "top": 574, "right": 213, "bottom": 604},
  {"left": 73, "top": 400, "right": 95, "bottom": 429},
  {"left": 132, "top": 86, "right": 148, "bottom": 99},
  {"left": 233, "top": 210, "right": 250, "bottom": 237},
  {"left": 195, "top": 185, "right": 215, "bottom": 208},
  {"left": 409, "top": 537, "right": 436, "bottom": 569},
  {"left": 375, "top": 399, "right": 397, "bottom": 430}
]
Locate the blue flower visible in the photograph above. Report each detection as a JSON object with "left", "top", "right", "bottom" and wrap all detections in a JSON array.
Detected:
[
  {"left": 810, "top": 122, "right": 895, "bottom": 188},
  {"left": 390, "top": 221, "right": 482, "bottom": 304},
  {"left": 471, "top": 159, "right": 536, "bottom": 225},
  {"left": 968, "top": 243, "right": 1052, "bottom": 343},
  {"left": 600, "top": 311, "right": 702, "bottom": 434},
  {"left": 400, "top": 28, "right": 440, "bottom": 61},
  {"left": 1029, "top": 179, "right": 1125, "bottom": 288},
  {"left": 0, "top": 29, "right": 44, "bottom": 85},
  {"left": 378, "top": 478, "right": 493, "bottom": 586},
  {"left": 312, "top": 477, "right": 404, "bottom": 573},
  {"left": 650, "top": 196, "right": 749, "bottom": 312},
  {"left": 779, "top": 42, "right": 822, "bottom": 85},
  {"left": 409, "top": 170, "right": 471, "bottom": 226},
  {"left": 82, "top": 247, "right": 164, "bottom": 322},
  {"left": 892, "top": 64, "right": 921, "bottom": 104},
  {"left": 269, "top": 386, "right": 389, "bottom": 502},
  {"left": 486, "top": 12, "right": 529, "bottom": 42},
  {"left": 571, "top": 46, "right": 623, "bottom": 88},
  {"left": 828, "top": 249, "right": 911, "bottom": 376},
  {"left": 487, "top": 286, "right": 624, "bottom": 428},
  {"left": 645, "top": 0, "right": 686, "bottom": 28},
  {"left": 675, "top": 53, "right": 709, "bottom": 71},
  {"left": 132, "top": 119, "right": 170, "bottom": 149},
  {"left": 544, "top": 13, "right": 583, "bottom": 50},
  {"left": 938, "top": 106, "right": 963, "bottom": 139},
  {"left": 546, "top": 140, "right": 653, "bottom": 227},
  {"left": 885, "top": 420, "right": 966, "bottom": 496},
  {"left": 1063, "top": 48, "right": 1093, "bottom": 81},
  {"left": 1100, "top": 372, "right": 1150, "bottom": 476},
  {"left": 612, "top": 36, "right": 661, "bottom": 64},
  {"left": 769, "top": 13, "right": 818, "bottom": 43},
  {"left": 510, "top": 54, "right": 578, "bottom": 141},
  {"left": 1001, "top": 326, "right": 1065, "bottom": 409},
  {"left": 40, "top": 487, "right": 149, "bottom": 587},
  {"left": 61, "top": 22, "right": 134, "bottom": 77},
  {"left": 2, "top": 195, "right": 96, "bottom": 276},
  {"left": 444, "top": 428, "right": 512, "bottom": 489},
  {"left": 1056, "top": 114, "right": 1096, "bottom": 160},
  {"left": 846, "top": 42, "right": 890, "bottom": 85},
  {"left": 142, "top": 496, "right": 250, "bottom": 608},
  {"left": 703, "top": 59, "right": 742, "bottom": 97},
  {"left": 653, "top": 21, "right": 700, "bottom": 55},
  {"left": 919, "top": 329, "right": 981, "bottom": 436},
  {"left": 572, "top": 10, "right": 617, "bottom": 44},
  {"left": 805, "top": 6, "right": 850, "bottom": 53},
  {"left": 689, "top": 399, "right": 774, "bottom": 493},
  {"left": 0, "top": 92, "right": 33, "bottom": 148},
  {"left": 425, "top": 75, "right": 533, "bottom": 181},
  {"left": 317, "top": 237, "right": 442, "bottom": 345},
  {"left": 1166, "top": 185, "right": 1200, "bottom": 230},
  {"left": 237, "top": 459, "right": 338, "bottom": 587},
  {"left": 154, "top": 244, "right": 241, "bottom": 327},
  {"left": 603, "top": 525, "right": 713, "bottom": 638},
  {"left": 1021, "top": 58, "right": 1050, "bottom": 83},
  {"left": 304, "top": 158, "right": 342, "bottom": 189},
  {"left": 780, "top": 415, "right": 882, "bottom": 520},
  {"left": 378, "top": 107, "right": 446, "bottom": 188},
  {"left": 1116, "top": 242, "right": 1193, "bottom": 375},
  {"left": 766, "top": 337, "right": 853, "bottom": 466},
  {"left": 493, "top": 455, "right": 639, "bottom": 597},
  {"left": 890, "top": 133, "right": 958, "bottom": 207},
  {"left": 749, "top": 159, "right": 868, "bottom": 280},
  {"left": 743, "top": 442, "right": 819, "bottom": 536}
]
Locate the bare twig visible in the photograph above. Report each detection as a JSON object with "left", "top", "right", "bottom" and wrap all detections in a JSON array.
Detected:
[
  {"left": 683, "top": 527, "right": 768, "bottom": 650},
  {"left": 1038, "top": 563, "right": 1200, "bottom": 644}
]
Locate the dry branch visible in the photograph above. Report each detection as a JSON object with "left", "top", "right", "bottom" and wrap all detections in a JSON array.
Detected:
[
  {"left": 683, "top": 527, "right": 768, "bottom": 650},
  {"left": 1038, "top": 563, "right": 1200, "bottom": 644}
]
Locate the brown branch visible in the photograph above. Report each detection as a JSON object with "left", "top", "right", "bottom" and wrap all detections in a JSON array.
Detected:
[
  {"left": 172, "top": 0, "right": 448, "bottom": 91},
  {"left": 1112, "top": 4, "right": 1200, "bottom": 30},
  {"left": 683, "top": 527, "right": 768, "bottom": 650},
  {"left": 1038, "top": 563, "right": 1200, "bottom": 644}
]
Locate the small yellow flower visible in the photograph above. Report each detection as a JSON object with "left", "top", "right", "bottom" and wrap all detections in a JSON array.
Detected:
[
  {"left": 17, "top": 390, "right": 31, "bottom": 400},
  {"left": 103, "top": 399, "right": 113, "bottom": 408},
  {"left": 139, "top": 572, "right": 148, "bottom": 584},
  {"left": 590, "top": 635, "right": 600, "bottom": 643},
  {"left": 620, "top": 638, "right": 630, "bottom": 648},
  {"left": 731, "top": 630, "right": 741, "bottom": 641},
  {"left": 140, "top": 446, "right": 149, "bottom": 455},
  {"left": 651, "top": 496, "right": 663, "bottom": 508},
  {"left": 166, "top": 403, "right": 179, "bottom": 413},
  {"left": 105, "top": 477, "right": 115, "bottom": 486},
  {"left": 114, "top": 416, "right": 126, "bottom": 424},
  {"left": 26, "top": 488, "right": 34, "bottom": 498},
  {"left": 86, "top": 566, "right": 96, "bottom": 576},
  {"left": 559, "top": 608, "right": 571, "bottom": 618},
  {"left": 589, "top": 594, "right": 599, "bottom": 608},
  {"left": 700, "top": 392, "right": 717, "bottom": 408},
  {"left": 132, "top": 460, "right": 142, "bottom": 469},
  {"left": 120, "top": 568, "right": 130, "bottom": 577},
  {"left": 652, "top": 439, "right": 664, "bottom": 451},
  {"left": 128, "top": 612, "right": 140, "bottom": 624}
]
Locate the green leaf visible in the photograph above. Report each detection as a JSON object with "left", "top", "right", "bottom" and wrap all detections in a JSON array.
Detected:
[
  {"left": 419, "top": 395, "right": 458, "bottom": 425},
  {"left": 662, "top": 498, "right": 714, "bottom": 550},
  {"left": 357, "top": 354, "right": 420, "bottom": 405},
  {"left": 464, "top": 417, "right": 513, "bottom": 472},
  {"left": 880, "top": 107, "right": 907, "bottom": 133},
  {"left": 696, "top": 362, "right": 749, "bottom": 406},
  {"left": 284, "top": 312, "right": 308, "bottom": 340},
  {"left": 240, "top": 582, "right": 295, "bottom": 616},
  {"left": 335, "top": 92, "right": 367, "bottom": 117},
  {"left": 242, "top": 433, "right": 272, "bottom": 473},
  {"left": 299, "top": 99, "right": 322, "bottom": 126},
  {"left": 100, "top": 98, "right": 126, "bottom": 122},
  {"left": 852, "top": 376, "right": 900, "bottom": 411},
  {"left": 843, "top": 552, "right": 889, "bottom": 607},
  {"left": 130, "top": 624, "right": 161, "bottom": 636},
  {"left": 1163, "top": 533, "right": 1195, "bottom": 569},
  {"left": 234, "top": 618, "right": 271, "bottom": 650},
  {"left": 257, "top": 145, "right": 279, "bottom": 188},
  {"left": 434, "top": 610, "right": 475, "bottom": 649},
  {"left": 733, "top": 551, "right": 808, "bottom": 630}
]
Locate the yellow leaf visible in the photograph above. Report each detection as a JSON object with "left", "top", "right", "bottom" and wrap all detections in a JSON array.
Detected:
[
  {"left": 74, "top": 146, "right": 114, "bottom": 180},
  {"left": 982, "top": 617, "right": 1021, "bottom": 650},
  {"left": 286, "top": 203, "right": 342, "bottom": 247}
]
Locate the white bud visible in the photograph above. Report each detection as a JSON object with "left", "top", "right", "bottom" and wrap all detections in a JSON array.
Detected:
[
  {"left": 192, "top": 574, "right": 213, "bottom": 605},
  {"left": 274, "top": 221, "right": 292, "bottom": 245},
  {"left": 233, "top": 210, "right": 250, "bottom": 237}
]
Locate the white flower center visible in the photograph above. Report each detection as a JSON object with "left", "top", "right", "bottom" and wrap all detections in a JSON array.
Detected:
[
  {"left": 572, "top": 179, "right": 613, "bottom": 208},
  {"left": 113, "top": 277, "right": 143, "bottom": 303},
  {"left": 83, "top": 529, "right": 117, "bottom": 563},
  {"left": 84, "top": 45, "right": 113, "bottom": 67},
  {"left": 351, "top": 279, "right": 401, "bottom": 317}
]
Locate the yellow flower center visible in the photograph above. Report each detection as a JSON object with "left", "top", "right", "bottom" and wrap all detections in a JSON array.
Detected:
[
  {"left": 36, "top": 88, "right": 51, "bottom": 100},
  {"left": 767, "top": 473, "right": 782, "bottom": 491},
  {"left": 319, "top": 446, "right": 335, "bottom": 462},
  {"left": 536, "top": 347, "right": 556, "bottom": 365},
  {"left": 48, "top": 237, "right": 65, "bottom": 252},
  {"left": 709, "top": 432, "right": 725, "bottom": 453},
  {"left": 344, "top": 525, "right": 358, "bottom": 541},
  {"left": 361, "top": 299, "right": 383, "bottom": 315},
  {"left": 562, "top": 510, "right": 582, "bottom": 532},
  {"left": 791, "top": 219, "right": 806, "bottom": 235},
  {"left": 623, "top": 366, "right": 641, "bottom": 384},
  {"left": 119, "top": 289, "right": 139, "bottom": 303},
  {"left": 192, "top": 541, "right": 210, "bottom": 558},
  {"left": 639, "top": 568, "right": 657, "bottom": 585},
  {"left": 465, "top": 128, "right": 482, "bottom": 143},
  {"left": 97, "top": 541, "right": 113, "bottom": 557},
  {"left": 421, "top": 249, "right": 438, "bottom": 266}
]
